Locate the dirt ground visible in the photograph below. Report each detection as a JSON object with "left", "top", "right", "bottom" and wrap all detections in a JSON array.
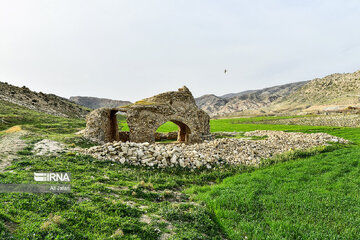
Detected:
[{"left": 0, "top": 129, "right": 26, "bottom": 172}]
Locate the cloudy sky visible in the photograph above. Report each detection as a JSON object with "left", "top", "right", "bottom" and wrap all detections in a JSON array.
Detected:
[{"left": 1, "top": 0, "right": 360, "bottom": 101}]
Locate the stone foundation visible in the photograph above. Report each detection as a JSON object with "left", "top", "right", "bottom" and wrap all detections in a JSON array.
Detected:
[{"left": 155, "top": 132, "right": 178, "bottom": 141}]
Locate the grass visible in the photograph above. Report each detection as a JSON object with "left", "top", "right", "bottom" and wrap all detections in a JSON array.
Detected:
[
  {"left": 134, "top": 100, "right": 157, "bottom": 106},
  {"left": 4, "top": 125, "right": 22, "bottom": 133},
  {"left": 119, "top": 115, "right": 336, "bottom": 134},
  {"left": 0, "top": 99, "right": 94, "bottom": 148},
  {"left": 118, "top": 119, "right": 178, "bottom": 133},
  {"left": 188, "top": 145, "right": 360, "bottom": 239},
  {"left": 0, "top": 154, "right": 248, "bottom": 239},
  {"left": 1, "top": 100, "right": 360, "bottom": 239},
  {"left": 186, "top": 126, "right": 360, "bottom": 240},
  {"left": 0, "top": 100, "right": 85, "bottom": 133}
]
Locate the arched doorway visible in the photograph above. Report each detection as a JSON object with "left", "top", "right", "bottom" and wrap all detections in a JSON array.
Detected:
[
  {"left": 155, "top": 120, "right": 192, "bottom": 143},
  {"left": 105, "top": 109, "right": 130, "bottom": 142},
  {"left": 172, "top": 120, "right": 191, "bottom": 142}
]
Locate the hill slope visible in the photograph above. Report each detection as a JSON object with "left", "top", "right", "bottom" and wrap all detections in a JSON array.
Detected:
[
  {"left": 69, "top": 96, "right": 132, "bottom": 109},
  {"left": 268, "top": 70, "right": 360, "bottom": 113},
  {"left": 195, "top": 81, "right": 307, "bottom": 117},
  {"left": 0, "top": 82, "right": 89, "bottom": 118}
]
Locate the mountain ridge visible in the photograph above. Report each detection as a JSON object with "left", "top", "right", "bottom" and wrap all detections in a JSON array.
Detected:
[
  {"left": 266, "top": 70, "right": 360, "bottom": 114},
  {"left": 3, "top": 69, "right": 360, "bottom": 118},
  {"left": 195, "top": 81, "right": 308, "bottom": 117},
  {"left": 69, "top": 96, "right": 132, "bottom": 109}
]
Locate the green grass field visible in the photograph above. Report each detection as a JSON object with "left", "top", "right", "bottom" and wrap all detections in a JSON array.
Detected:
[
  {"left": 119, "top": 115, "right": 316, "bottom": 133},
  {"left": 189, "top": 145, "right": 360, "bottom": 239},
  {"left": 1, "top": 99, "right": 360, "bottom": 239}
]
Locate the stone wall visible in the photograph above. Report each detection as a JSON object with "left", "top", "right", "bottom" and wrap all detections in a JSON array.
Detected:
[
  {"left": 83, "top": 86, "right": 211, "bottom": 144},
  {"left": 155, "top": 132, "right": 178, "bottom": 141},
  {"left": 124, "top": 86, "right": 210, "bottom": 143},
  {"left": 83, "top": 108, "right": 119, "bottom": 143}
]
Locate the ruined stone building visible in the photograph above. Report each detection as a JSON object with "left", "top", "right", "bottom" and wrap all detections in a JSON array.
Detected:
[{"left": 83, "top": 86, "right": 211, "bottom": 144}]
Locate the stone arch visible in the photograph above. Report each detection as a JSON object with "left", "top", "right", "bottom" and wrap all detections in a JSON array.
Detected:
[
  {"left": 83, "top": 86, "right": 211, "bottom": 144},
  {"left": 154, "top": 119, "right": 192, "bottom": 143}
]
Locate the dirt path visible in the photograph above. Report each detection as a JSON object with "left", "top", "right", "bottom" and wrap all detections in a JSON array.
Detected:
[{"left": 0, "top": 130, "right": 27, "bottom": 172}]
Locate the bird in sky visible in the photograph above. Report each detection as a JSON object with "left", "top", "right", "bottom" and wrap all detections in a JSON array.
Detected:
[{"left": 224, "top": 69, "right": 227, "bottom": 74}]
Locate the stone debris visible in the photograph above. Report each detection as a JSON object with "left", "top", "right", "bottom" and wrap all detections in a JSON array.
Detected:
[
  {"left": 212, "top": 131, "right": 244, "bottom": 137},
  {"left": 83, "top": 131, "right": 348, "bottom": 169},
  {"left": 251, "top": 114, "right": 360, "bottom": 128},
  {"left": 0, "top": 130, "right": 27, "bottom": 172},
  {"left": 33, "top": 139, "right": 67, "bottom": 156}
]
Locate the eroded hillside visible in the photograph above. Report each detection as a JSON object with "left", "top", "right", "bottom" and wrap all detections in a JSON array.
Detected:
[
  {"left": 268, "top": 70, "right": 360, "bottom": 113},
  {"left": 195, "top": 81, "right": 307, "bottom": 117},
  {"left": 0, "top": 82, "right": 89, "bottom": 118}
]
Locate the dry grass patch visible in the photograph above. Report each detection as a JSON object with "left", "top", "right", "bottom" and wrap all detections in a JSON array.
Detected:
[{"left": 4, "top": 125, "right": 22, "bottom": 133}]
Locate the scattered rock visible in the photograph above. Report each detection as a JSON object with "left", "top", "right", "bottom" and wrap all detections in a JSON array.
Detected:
[
  {"left": 252, "top": 114, "right": 360, "bottom": 127},
  {"left": 82, "top": 130, "right": 348, "bottom": 169},
  {"left": 33, "top": 139, "right": 67, "bottom": 156},
  {"left": 139, "top": 214, "right": 152, "bottom": 224},
  {"left": 0, "top": 130, "right": 27, "bottom": 172}
]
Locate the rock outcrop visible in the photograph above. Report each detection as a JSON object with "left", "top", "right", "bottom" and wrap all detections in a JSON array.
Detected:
[{"left": 83, "top": 86, "right": 211, "bottom": 144}]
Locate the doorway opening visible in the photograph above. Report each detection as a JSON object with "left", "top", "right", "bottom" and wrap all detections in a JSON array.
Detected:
[{"left": 155, "top": 120, "right": 191, "bottom": 143}]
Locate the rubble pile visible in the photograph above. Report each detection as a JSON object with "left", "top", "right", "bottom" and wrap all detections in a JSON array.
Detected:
[{"left": 84, "top": 131, "right": 348, "bottom": 169}]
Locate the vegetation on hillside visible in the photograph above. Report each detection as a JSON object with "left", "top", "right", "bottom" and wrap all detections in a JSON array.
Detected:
[
  {"left": 268, "top": 70, "right": 360, "bottom": 112},
  {"left": 0, "top": 82, "right": 90, "bottom": 118}
]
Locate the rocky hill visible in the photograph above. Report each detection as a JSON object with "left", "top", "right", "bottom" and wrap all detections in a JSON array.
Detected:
[
  {"left": 69, "top": 96, "right": 132, "bottom": 109},
  {"left": 267, "top": 70, "right": 360, "bottom": 114},
  {"left": 4, "top": 69, "right": 358, "bottom": 119},
  {"left": 195, "top": 81, "right": 307, "bottom": 117},
  {"left": 220, "top": 90, "right": 257, "bottom": 99},
  {"left": 0, "top": 81, "right": 90, "bottom": 118}
]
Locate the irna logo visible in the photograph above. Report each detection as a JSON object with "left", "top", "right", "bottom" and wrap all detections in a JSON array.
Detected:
[{"left": 34, "top": 173, "right": 71, "bottom": 182}]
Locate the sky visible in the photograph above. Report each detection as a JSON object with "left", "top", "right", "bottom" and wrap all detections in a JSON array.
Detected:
[{"left": 1, "top": 0, "right": 360, "bottom": 101}]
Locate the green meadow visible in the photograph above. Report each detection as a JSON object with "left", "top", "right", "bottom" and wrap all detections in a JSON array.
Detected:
[{"left": 1, "top": 99, "right": 360, "bottom": 239}]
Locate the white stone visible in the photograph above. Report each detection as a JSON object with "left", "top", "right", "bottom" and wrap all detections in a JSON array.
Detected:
[
  {"left": 170, "top": 154, "right": 178, "bottom": 164},
  {"left": 137, "top": 149, "right": 144, "bottom": 158}
]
